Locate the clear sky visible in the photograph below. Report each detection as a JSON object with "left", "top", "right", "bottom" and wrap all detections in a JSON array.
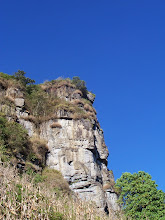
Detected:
[{"left": 0, "top": 0, "right": 165, "bottom": 191}]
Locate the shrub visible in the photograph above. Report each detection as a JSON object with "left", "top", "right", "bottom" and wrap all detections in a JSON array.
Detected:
[
  {"left": 103, "top": 180, "right": 115, "bottom": 191},
  {"left": 0, "top": 113, "right": 30, "bottom": 158},
  {"left": 13, "top": 70, "right": 35, "bottom": 87},
  {"left": 50, "top": 122, "right": 62, "bottom": 128},
  {"left": 41, "top": 168, "right": 70, "bottom": 194},
  {"left": 33, "top": 173, "right": 45, "bottom": 184},
  {"left": 0, "top": 78, "right": 8, "bottom": 89},
  {"left": 84, "top": 103, "right": 94, "bottom": 112},
  {"left": 72, "top": 76, "right": 87, "bottom": 97},
  {"left": 29, "top": 136, "right": 48, "bottom": 166},
  {"left": 25, "top": 87, "right": 49, "bottom": 117},
  {"left": 86, "top": 111, "right": 96, "bottom": 120},
  {"left": 71, "top": 99, "right": 84, "bottom": 106}
]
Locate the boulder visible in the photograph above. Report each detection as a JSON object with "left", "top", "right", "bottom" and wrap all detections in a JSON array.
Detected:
[{"left": 14, "top": 98, "right": 25, "bottom": 107}]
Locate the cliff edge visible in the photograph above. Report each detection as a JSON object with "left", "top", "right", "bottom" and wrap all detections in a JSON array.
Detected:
[{"left": 0, "top": 73, "right": 119, "bottom": 215}]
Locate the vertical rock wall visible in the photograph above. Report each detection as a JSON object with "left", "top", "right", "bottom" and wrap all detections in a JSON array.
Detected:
[{"left": 0, "top": 82, "right": 120, "bottom": 215}]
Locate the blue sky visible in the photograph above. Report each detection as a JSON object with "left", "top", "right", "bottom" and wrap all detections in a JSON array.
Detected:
[{"left": 0, "top": 0, "right": 165, "bottom": 191}]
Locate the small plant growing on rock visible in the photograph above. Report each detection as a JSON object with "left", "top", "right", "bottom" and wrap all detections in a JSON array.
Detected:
[{"left": 50, "top": 122, "right": 62, "bottom": 128}]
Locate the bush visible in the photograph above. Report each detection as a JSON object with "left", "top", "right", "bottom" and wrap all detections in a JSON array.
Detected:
[
  {"left": 13, "top": 70, "right": 35, "bottom": 87},
  {"left": 0, "top": 113, "right": 30, "bottom": 158},
  {"left": 0, "top": 72, "right": 14, "bottom": 80},
  {"left": 41, "top": 168, "right": 70, "bottom": 194},
  {"left": 25, "top": 87, "right": 49, "bottom": 117},
  {"left": 72, "top": 76, "right": 87, "bottom": 97},
  {"left": 50, "top": 122, "right": 62, "bottom": 128},
  {"left": 29, "top": 136, "right": 48, "bottom": 166}
]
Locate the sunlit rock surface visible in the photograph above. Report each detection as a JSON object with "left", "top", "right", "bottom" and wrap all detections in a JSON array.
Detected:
[{"left": 0, "top": 82, "right": 120, "bottom": 215}]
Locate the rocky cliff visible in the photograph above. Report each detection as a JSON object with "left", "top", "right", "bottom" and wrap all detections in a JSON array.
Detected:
[{"left": 0, "top": 74, "right": 119, "bottom": 215}]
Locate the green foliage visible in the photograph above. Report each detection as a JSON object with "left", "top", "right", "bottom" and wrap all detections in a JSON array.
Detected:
[
  {"left": 72, "top": 76, "right": 87, "bottom": 97},
  {"left": 0, "top": 72, "right": 14, "bottom": 80},
  {"left": 25, "top": 86, "right": 88, "bottom": 121},
  {"left": 116, "top": 171, "right": 165, "bottom": 219},
  {"left": 26, "top": 84, "right": 40, "bottom": 95},
  {"left": 25, "top": 86, "right": 49, "bottom": 117},
  {"left": 0, "top": 112, "right": 30, "bottom": 158},
  {"left": 33, "top": 173, "right": 45, "bottom": 184},
  {"left": 5, "top": 122, "right": 29, "bottom": 154},
  {"left": 41, "top": 168, "right": 70, "bottom": 194},
  {"left": 13, "top": 70, "right": 35, "bottom": 87},
  {"left": 16, "top": 184, "right": 22, "bottom": 203},
  {"left": 48, "top": 207, "right": 65, "bottom": 220}
]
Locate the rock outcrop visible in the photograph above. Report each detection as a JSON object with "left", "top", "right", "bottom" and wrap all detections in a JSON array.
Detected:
[{"left": 0, "top": 78, "right": 120, "bottom": 215}]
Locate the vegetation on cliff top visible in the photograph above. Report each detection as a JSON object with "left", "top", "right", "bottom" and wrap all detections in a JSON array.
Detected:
[{"left": 0, "top": 70, "right": 96, "bottom": 122}]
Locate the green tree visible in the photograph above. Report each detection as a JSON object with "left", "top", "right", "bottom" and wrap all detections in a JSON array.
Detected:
[
  {"left": 115, "top": 171, "right": 165, "bottom": 219},
  {"left": 13, "top": 70, "right": 35, "bottom": 87},
  {"left": 72, "top": 76, "right": 87, "bottom": 97}
]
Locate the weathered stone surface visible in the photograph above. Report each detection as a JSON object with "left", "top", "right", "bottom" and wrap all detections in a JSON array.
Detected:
[
  {"left": 6, "top": 87, "right": 24, "bottom": 98},
  {"left": 19, "top": 118, "right": 34, "bottom": 137},
  {"left": 14, "top": 98, "right": 25, "bottom": 107},
  {"left": 0, "top": 82, "right": 120, "bottom": 215},
  {"left": 46, "top": 85, "right": 76, "bottom": 101},
  {"left": 39, "top": 118, "right": 120, "bottom": 213},
  {"left": 87, "top": 92, "right": 95, "bottom": 103}
]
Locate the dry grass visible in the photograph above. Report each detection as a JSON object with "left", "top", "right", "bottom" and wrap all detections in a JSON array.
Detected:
[
  {"left": 21, "top": 115, "right": 37, "bottom": 124},
  {"left": 72, "top": 89, "right": 83, "bottom": 96},
  {"left": 30, "top": 135, "right": 48, "bottom": 165},
  {"left": 41, "top": 79, "right": 76, "bottom": 91},
  {"left": 72, "top": 112, "right": 88, "bottom": 120},
  {"left": 55, "top": 80, "right": 75, "bottom": 89},
  {"left": 41, "top": 168, "right": 70, "bottom": 194},
  {"left": 0, "top": 162, "right": 121, "bottom": 220},
  {"left": 103, "top": 180, "right": 115, "bottom": 191},
  {"left": 0, "top": 78, "right": 8, "bottom": 89},
  {"left": 0, "top": 74, "right": 24, "bottom": 90},
  {"left": 21, "top": 115, "right": 60, "bottom": 127},
  {"left": 102, "top": 143, "right": 107, "bottom": 148},
  {"left": 84, "top": 103, "right": 94, "bottom": 112},
  {"left": 71, "top": 99, "right": 84, "bottom": 106},
  {"left": 4, "top": 95, "right": 15, "bottom": 103},
  {"left": 86, "top": 111, "right": 97, "bottom": 120},
  {"left": 50, "top": 122, "right": 62, "bottom": 128}
]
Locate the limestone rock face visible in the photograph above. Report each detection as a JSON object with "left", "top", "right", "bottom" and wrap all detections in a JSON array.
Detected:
[
  {"left": 87, "top": 92, "right": 95, "bottom": 103},
  {"left": 0, "top": 81, "right": 120, "bottom": 215},
  {"left": 39, "top": 118, "right": 119, "bottom": 212},
  {"left": 14, "top": 98, "right": 24, "bottom": 107}
]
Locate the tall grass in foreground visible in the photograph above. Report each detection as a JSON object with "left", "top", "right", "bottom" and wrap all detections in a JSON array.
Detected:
[{"left": 0, "top": 162, "right": 122, "bottom": 220}]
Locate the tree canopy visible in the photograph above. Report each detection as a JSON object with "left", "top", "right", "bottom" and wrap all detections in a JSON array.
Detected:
[
  {"left": 115, "top": 171, "right": 165, "bottom": 219},
  {"left": 13, "top": 70, "right": 35, "bottom": 87},
  {"left": 72, "top": 76, "right": 87, "bottom": 97}
]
